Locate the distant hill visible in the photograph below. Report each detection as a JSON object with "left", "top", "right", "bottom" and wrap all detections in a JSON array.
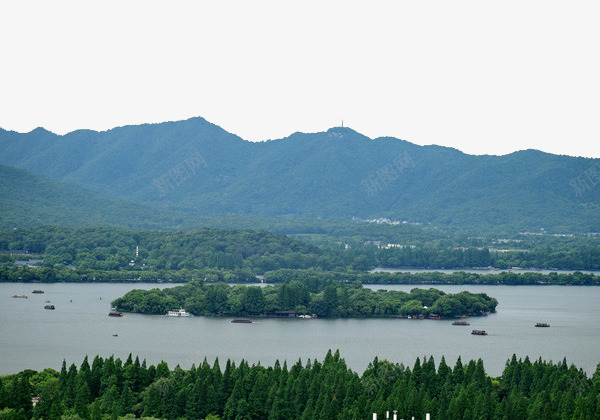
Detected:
[
  {"left": 0, "top": 165, "right": 189, "bottom": 229},
  {"left": 1, "top": 117, "right": 599, "bottom": 232}
]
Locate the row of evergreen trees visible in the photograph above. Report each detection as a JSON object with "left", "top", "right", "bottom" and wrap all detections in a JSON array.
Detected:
[{"left": 1, "top": 351, "right": 599, "bottom": 419}]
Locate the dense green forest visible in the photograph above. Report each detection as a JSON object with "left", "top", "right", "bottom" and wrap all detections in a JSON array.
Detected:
[
  {"left": 1, "top": 350, "right": 599, "bottom": 420},
  {"left": 0, "top": 227, "right": 339, "bottom": 273},
  {"left": 2, "top": 226, "right": 600, "bottom": 288},
  {"left": 2, "top": 226, "right": 600, "bottom": 273},
  {"left": 111, "top": 280, "right": 497, "bottom": 318}
]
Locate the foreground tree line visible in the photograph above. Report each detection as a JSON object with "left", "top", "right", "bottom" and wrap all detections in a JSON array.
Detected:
[
  {"left": 1, "top": 350, "right": 599, "bottom": 420},
  {"left": 111, "top": 280, "right": 497, "bottom": 319}
]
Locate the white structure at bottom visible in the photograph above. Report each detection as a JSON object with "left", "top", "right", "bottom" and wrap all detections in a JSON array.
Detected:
[{"left": 372, "top": 413, "right": 430, "bottom": 420}]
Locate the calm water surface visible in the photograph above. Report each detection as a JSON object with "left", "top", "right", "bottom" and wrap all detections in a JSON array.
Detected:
[{"left": 1, "top": 283, "right": 599, "bottom": 377}]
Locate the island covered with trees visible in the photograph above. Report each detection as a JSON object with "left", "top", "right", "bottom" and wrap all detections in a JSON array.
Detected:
[
  {"left": 1, "top": 350, "right": 599, "bottom": 420},
  {"left": 111, "top": 279, "right": 497, "bottom": 319}
]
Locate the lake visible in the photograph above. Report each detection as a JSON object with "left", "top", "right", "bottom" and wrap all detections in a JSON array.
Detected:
[{"left": 1, "top": 282, "right": 599, "bottom": 377}]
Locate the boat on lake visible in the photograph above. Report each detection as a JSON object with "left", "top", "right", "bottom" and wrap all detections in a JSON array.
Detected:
[
  {"left": 471, "top": 330, "right": 488, "bottom": 335},
  {"left": 166, "top": 308, "right": 192, "bottom": 317},
  {"left": 535, "top": 323, "right": 550, "bottom": 327},
  {"left": 452, "top": 321, "right": 470, "bottom": 326},
  {"left": 231, "top": 318, "right": 253, "bottom": 323},
  {"left": 12, "top": 295, "right": 27, "bottom": 299},
  {"left": 44, "top": 305, "right": 55, "bottom": 310},
  {"left": 108, "top": 312, "right": 123, "bottom": 317},
  {"left": 32, "top": 290, "right": 44, "bottom": 294}
]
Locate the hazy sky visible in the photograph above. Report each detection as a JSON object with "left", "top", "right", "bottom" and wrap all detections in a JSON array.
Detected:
[{"left": 1, "top": 1, "right": 599, "bottom": 157}]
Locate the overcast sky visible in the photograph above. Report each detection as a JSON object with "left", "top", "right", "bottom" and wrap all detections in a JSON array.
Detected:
[{"left": 1, "top": 1, "right": 599, "bottom": 157}]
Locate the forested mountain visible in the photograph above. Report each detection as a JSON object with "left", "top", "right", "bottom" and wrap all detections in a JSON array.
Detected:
[{"left": 1, "top": 117, "right": 599, "bottom": 231}]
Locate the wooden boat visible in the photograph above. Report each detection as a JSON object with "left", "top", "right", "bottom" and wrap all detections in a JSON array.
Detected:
[
  {"left": 471, "top": 330, "right": 487, "bottom": 335},
  {"left": 108, "top": 312, "right": 124, "bottom": 317},
  {"left": 452, "top": 321, "right": 470, "bottom": 326},
  {"left": 12, "top": 295, "right": 27, "bottom": 299},
  {"left": 535, "top": 323, "right": 550, "bottom": 327},
  {"left": 231, "top": 318, "right": 253, "bottom": 323},
  {"left": 44, "top": 305, "right": 55, "bottom": 310},
  {"left": 32, "top": 290, "right": 44, "bottom": 294}
]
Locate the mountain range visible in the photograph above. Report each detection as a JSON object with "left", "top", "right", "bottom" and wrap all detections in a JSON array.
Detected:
[{"left": 1, "top": 117, "right": 599, "bottom": 232}]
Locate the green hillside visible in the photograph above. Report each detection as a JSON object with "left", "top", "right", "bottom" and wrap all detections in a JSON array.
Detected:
[
  {"left": 1, "top": 118, "right": 599, "bottom": 232},
  {"left": 0, "top": 165, "right": 187, "bottom": 229}
]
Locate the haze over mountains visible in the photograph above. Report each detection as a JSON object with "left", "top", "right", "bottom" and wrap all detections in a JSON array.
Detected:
[{"left": 1, "top": 117, "right": 599, "bottom": 232}]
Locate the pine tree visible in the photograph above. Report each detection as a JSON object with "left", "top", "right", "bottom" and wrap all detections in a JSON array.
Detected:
[
  {"left": 89, "top": 356, "right": 103, "bottom": 398},
  {"left": 49, "top": 400, "right": 65, "bottom": 419},
  {"left": 118, "top": 382, "right": 135, "bottom": 416},
  {"left": 141, "top": 382, "right": 160, "bottom": 418},
  {"left": 185, "top": 377, "right": 207, "bottom": 419},
  {"left": 593, "top": 362, "right": 600, "bottom": 392},
  {"left": 247, "top": 372, "right": 268, "bottom": 419},
  {"left": 0, "top": 378, "right": 7, "bottom": 409},
  {"left": 9, "top": 376, "right": 33, "bottom": 416},
  {"left": 73, "top": 376, "right": 92, "bottom": 419},
  {"left": 300, "top": 397, "right": 314, "bottom": 420},
  {"left": 452, "top": 356, "right": 464, "bottom": 385},
  {"left": 222, "top": 381, "right": 246, "bottom": 420},
  {"left": 155, "top": 361, "right": 170, "bottom": 379}
]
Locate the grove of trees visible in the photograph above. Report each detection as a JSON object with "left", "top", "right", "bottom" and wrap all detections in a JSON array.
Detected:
[{"left": 1, "top": 351, "right": 599, "bottom": 420}]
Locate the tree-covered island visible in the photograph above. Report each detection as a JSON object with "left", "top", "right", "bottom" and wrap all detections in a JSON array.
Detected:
[{"left": 112, "top": 279, "right": 497, "bottom": 319}]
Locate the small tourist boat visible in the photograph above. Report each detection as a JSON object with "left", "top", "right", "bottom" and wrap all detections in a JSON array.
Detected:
[
  {"left": 471, "top": 330, "right": 487, "bottom": 335},
  {"left": 452, "top": 321, "right": 470, "bottom": 326},
  {"left": 32, "top": 290, "right": 44, "bottom": 294},
  {"left": 12, "top": 295, "right": 27, "bottom": 299},
  {"left": 44, "top": 305, "right": 55, "bottom": 310},
  {"left": 535, "top": 323, "right": 550, "bottom": 327},
  {"left": 231, "top": 318, "right": 253, "bottom": 323},
  {"left": 108, "top": 312, "right": 124, "bottom": 317},
  {"left": 166, "top": 308, "right": 192, "bottom": 317}
]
